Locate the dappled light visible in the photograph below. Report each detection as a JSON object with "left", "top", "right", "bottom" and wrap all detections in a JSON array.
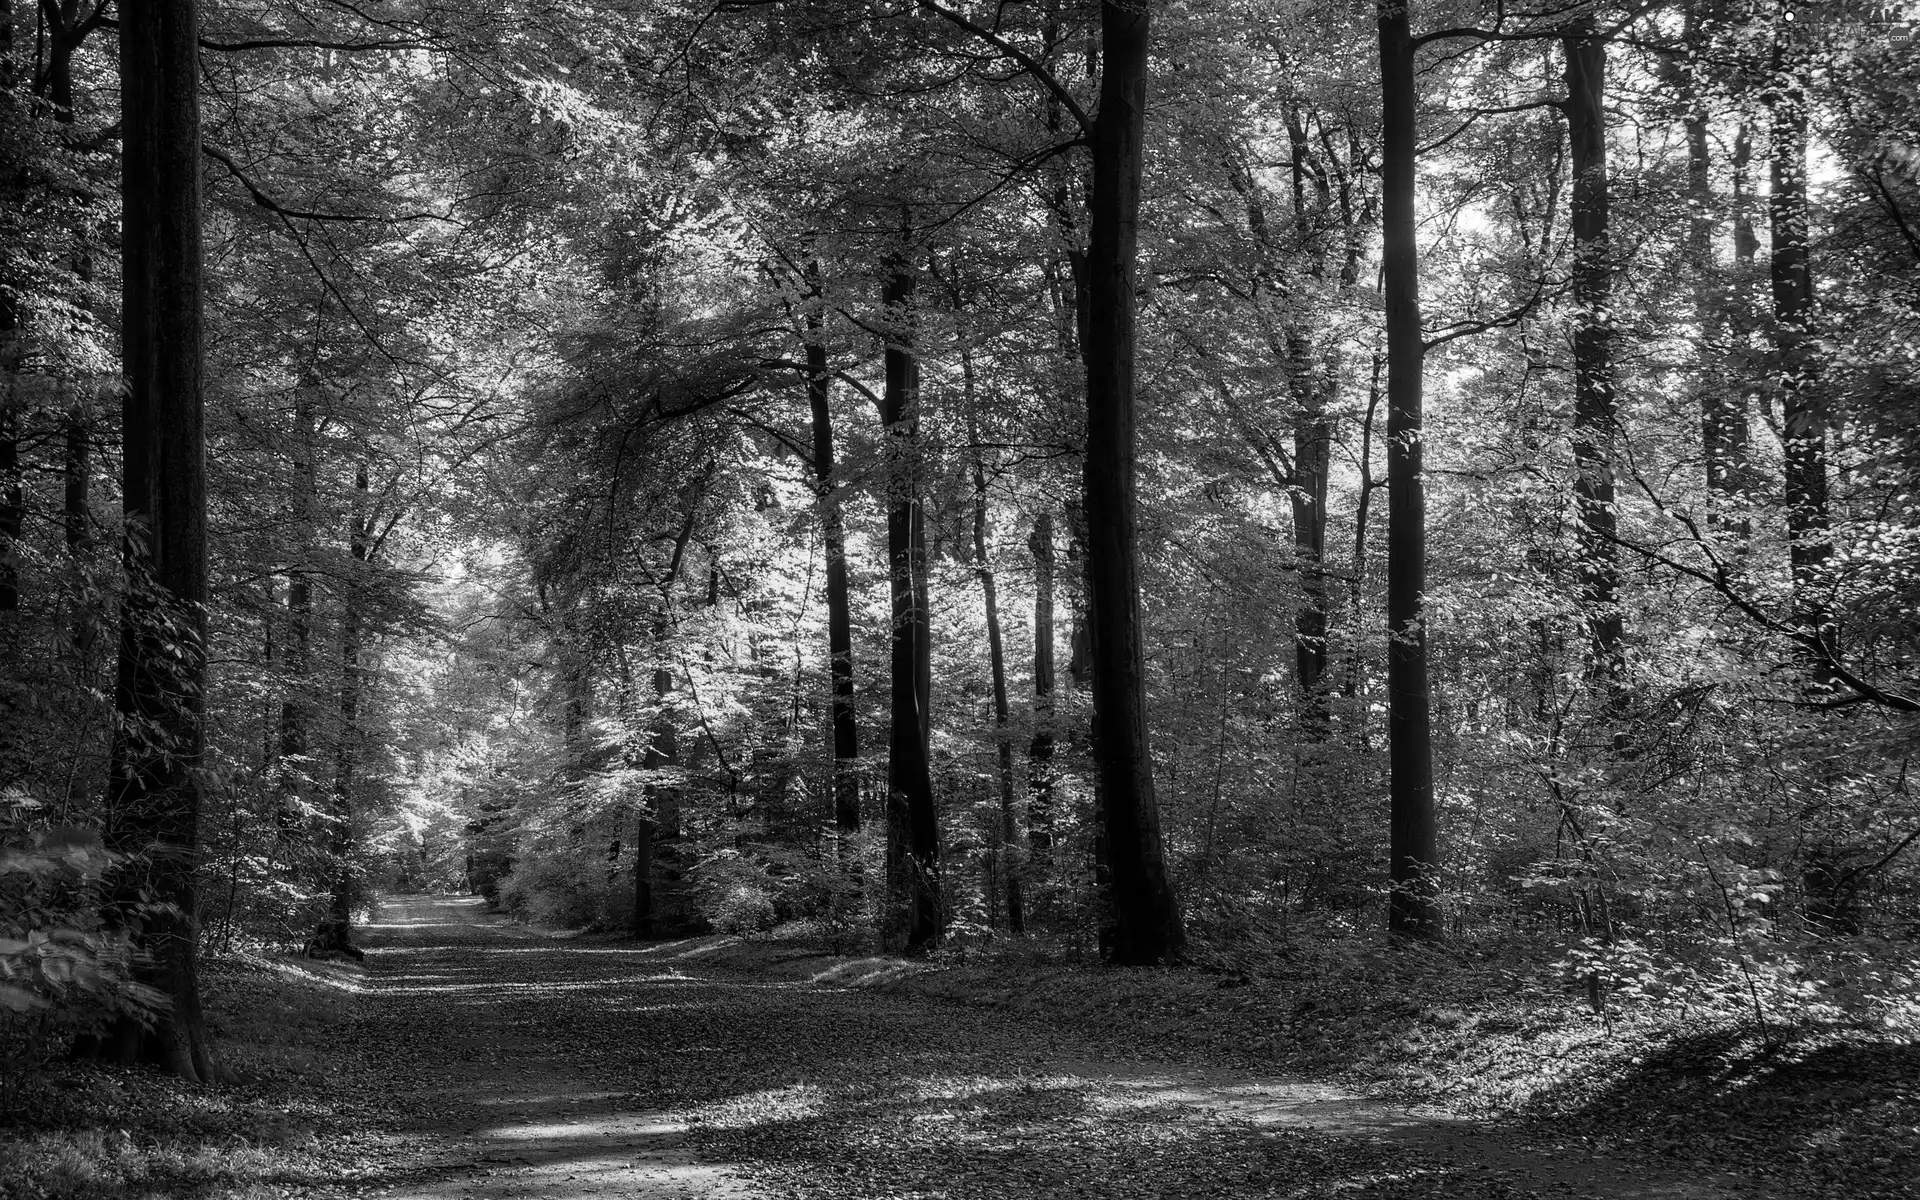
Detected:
[{"left": 3, "top": 0, "right": 1918, "bottom": 1197}]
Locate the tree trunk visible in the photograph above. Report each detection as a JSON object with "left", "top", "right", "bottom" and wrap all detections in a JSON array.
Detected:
[
  {"left": 1378, "top": 0, "right": 1440, "bottom": 939},
  {"left": 1288, "top": 343, "right": 1332, "bottom": 735},
  {"left": 64, "top": 407, "right": 92, "bottom": 593},
  {"left": 0, "top": 407, "right": 16, "bottom": 618},
  {"left": 966, "top": 371, "right": 1023, "bottom": 934},
  {"left": 1684, "top": 6, "right": 1751, "bottom": 544},
  {"left": 1082, "top": 0, "right": 1183, "bottom": 965},
  {"left": 1769, "top": 11, "right": 1830, "bottom": 674},
  {"left": 275, "top": 385, "right": 317, "bottom": 838},
  {"left": 633, "top": 498, "right": 700, "bottom": 935},
  {"left": 804, "top": 260, "right": 861, "bottom": 847},
  {"left": 635, "top": 644, "right": 677, "bottom": 937},
  {"left": 1346, "top": 354, "right": 1383, "bottom": 729},
  {"left": 881, "top": 254, "right": 941, "bottom": 951},
  {"left": 312, "top": 462, "right": 368, "bottom": 961},
  {"left": 93, "top": 0, "right": 217, "bottom": 1081},
  {"left": 1564, "top": 20, "right": 1624, "bottom": 689},
  {"left": 1027, "top": 512, "right": 1057, "bottom": 868},
  {"left": 0, "top": 0, "right": 19, "bottom": 623},
  {"left": 1558, "top": 26, "right": 1624, "bottom": 685}
]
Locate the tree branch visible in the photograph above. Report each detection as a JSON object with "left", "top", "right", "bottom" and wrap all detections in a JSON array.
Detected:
[
  {"left": 915, "top": 0, "right": 1092, "bottom": 136},
  {"left": 202, "top": 143, "right": 456, "bottom": 225}
]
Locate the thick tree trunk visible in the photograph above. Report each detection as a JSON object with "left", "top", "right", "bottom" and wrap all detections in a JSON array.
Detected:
[
  {"left": 94, "top": 0, "right": 217, "bottom": 1081},
  {"left": 1082, "top": 0, "right": 1183, "bottom": 965},
  {"left": 804, "top": 262, "right": 861, "bottom": 846},
  {"left": 1563, "top": 21, "right": 1624, "bottom": 688},
  {"left": 1027, "top": 512, "right": 1057, "bottom": 868},
  {"left": 880, "top": 255, "right": 941, "bottom": 951},
  {"left": 966, "top": 377, "right": 1023, "bottom": 933},
  {"left": 1769, "top": 14, "right": 1830, "bottom": 674},
  {"left": 1378, "top": 0, "right": 1440, "bottom": 939}
]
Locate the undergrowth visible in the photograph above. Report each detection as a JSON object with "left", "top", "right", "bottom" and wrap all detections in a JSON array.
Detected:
[
  {"left": 0, "top": 952, "right": 378, "bottom": 1200},
  {"left": 709, "top": 916, "right": 1920, "bottom": 1197}
]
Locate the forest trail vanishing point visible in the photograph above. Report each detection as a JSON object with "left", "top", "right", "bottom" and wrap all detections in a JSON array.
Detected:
[{"left": 351, "top": 896, "right": 1735, "bottom": 1200}]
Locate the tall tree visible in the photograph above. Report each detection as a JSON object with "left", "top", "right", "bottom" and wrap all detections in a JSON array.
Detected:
[
  {"left": 1562, "top": 16, "right": 1625, "bottom": 687},
  {"left": 311, "top": 461, "right": 369, "bottom": 960},
  {"left": 274, "top": 380, "right": 319, "bottom": 838},
  {"left": 97, "top": 0, "right": 217, "bottom": 1080},
  {"left": 1769, "top": 0, "right": 1829, "bottom": 676},
  {"left": 965, "top": 371, "right": 1024, "bottom": 933},
  {"left": 880, "top": 250, "right": 940, "bottom": 951},
  {"left": 1079, "top": 0, "right": 1185, "bottom": 965},
  {"left": 1378, "top": 0, "right": 1440, "bottom": 938},
  {"left": 1026, "top": 511, "right": 1057, "bottom": 867},
  {"left": 1682, "top": 2, "right": 1752, "bottom": 542},
  {"left": 802, "top": 257, "right": 862, "bottom": 851}
]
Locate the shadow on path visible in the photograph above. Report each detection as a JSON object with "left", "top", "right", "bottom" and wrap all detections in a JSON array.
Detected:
[{"left": 354, "top": 895, "right": 1734, "bottom": 1200}]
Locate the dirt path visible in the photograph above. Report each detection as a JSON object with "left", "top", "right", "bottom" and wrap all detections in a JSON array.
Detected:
[{"left": 352, "top": 895, "right": 1735, "bottom": 1200}]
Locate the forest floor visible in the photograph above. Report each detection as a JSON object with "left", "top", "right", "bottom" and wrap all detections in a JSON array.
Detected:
[{"left": 1, "top": 895, "right": 1912, "bottom": 1200}]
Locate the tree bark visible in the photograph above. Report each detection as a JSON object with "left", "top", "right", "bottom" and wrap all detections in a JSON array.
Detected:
[
  {"left": 0, "top": 0, "right": 19, "bottom": 623},
  {"left": 1027, "top": 512, "right": 1057, "bottom": 868},
  {"left": 1378, "top": 0, "right": 1440, "bottom": 938},
  {"left": 95, "top": 0, "right": 217, "bottom": 1080},
  {"left": 1563, "top": 20, "right": 1624, "bottom": 688},
  {"left": 1082, "top": 0, "right": 1183, "bottom": 964},
  {"left": 804, "top": 259, "right": 861, "bottom": 846},
  {"left": 312, "top": 462, "right": 368, "bottom": 960},
  {"left": 1346, "top": 354, "right": 1383, "bottom": 731},
  {"left": 275, "top": 385, "right": 317, "bottom": 838},
  {"left": 635, "top": 635, "right": 677, "bottom": 938},
  {"left": 966, "top": 369, "right": 1023, "bottom": 933},
  {"left": 1288, "top": 343, "right": 1332, "bottom": 734},
  {"left": 633, "top": 498, "right": 699, "bottom": 936},
  {"left": 1769, "top": 10, "right": 1830, "bottom": 674},
  {"left": 1683, "top": 6, "right": 1751, "bottom": 544},
  {"left": 0, "top": 407, "right": 16, "bottom": 618},
  {"left": 880, "top": 254, "right": 940, "bottom": 951}
]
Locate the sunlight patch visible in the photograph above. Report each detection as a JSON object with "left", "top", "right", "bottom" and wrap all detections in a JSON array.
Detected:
[
  {"left": 478, "top": 1118, "right": 682, "bottom": 1140},
  {"left": 697, "top": 1082, "right": 827, "bottom": 1130}
]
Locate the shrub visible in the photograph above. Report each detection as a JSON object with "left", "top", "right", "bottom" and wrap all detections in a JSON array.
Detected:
[
  {"left": 495, "top": 840, "right": 629, "bottom": 930},
  {"left": 0, "top": 794, "right": 168, "bottom": 1053}
]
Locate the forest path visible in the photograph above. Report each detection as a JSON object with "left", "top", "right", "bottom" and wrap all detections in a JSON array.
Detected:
[{"left": 353, "top": 896, "right": 1734, "bottom": 1200}]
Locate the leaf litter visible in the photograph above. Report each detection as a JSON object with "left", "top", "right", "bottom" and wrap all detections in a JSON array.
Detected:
[{"left": 8, "top": 895, "right": 1907, "bottom": 1199}]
